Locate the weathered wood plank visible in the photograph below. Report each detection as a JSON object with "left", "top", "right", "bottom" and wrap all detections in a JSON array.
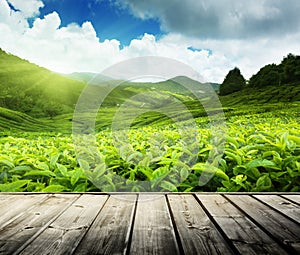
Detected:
[
  {"left": 19, "top": 194, "right": 108, "bottom": 255},
  {"left": 0, "top": 193, "right": 299, "bottom": 254},
  {"left": 168, "top": 194, "right": 234, "bottom": 255},
  {"left": 0, "top": 194, "right": 14, "bottom": 202},
  {"left": 0, "top": 194, "right": 79, "bottom": 255},
  {"left": 0, "top": 194, "right": 47, "bottom": 228},
  {"left": 281, "top": 195, "right": 300, "bottom": 205},
  {"left": 130, "top": 194, "right": 180, "bottom": 255},
  {"left": 226, "top": 194, "right": 300, "bottom": 254},
  {"left": 198, "top": 194, "right": 289, "bottom": 255},
  {"left": 254, "top": 195, "right": 300, "bottom": 224},
  {"left": 74, "top": 195, "right": 136, "bottom": 255}
]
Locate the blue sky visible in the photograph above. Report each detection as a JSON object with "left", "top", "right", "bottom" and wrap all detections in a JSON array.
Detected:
[
  {"left": 40, "top": 0, "right": 163, "bottom": 46},
  {"left": 0, "top": 0, "right": 300, "bottom": 82}
]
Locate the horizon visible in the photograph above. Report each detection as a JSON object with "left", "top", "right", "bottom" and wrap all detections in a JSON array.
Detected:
[{"left": 1, "top": 0, "right": 300, "bottom": 83}]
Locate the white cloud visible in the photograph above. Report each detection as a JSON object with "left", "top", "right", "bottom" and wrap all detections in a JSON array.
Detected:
[
  {"left": 159, "top": 32, "right": 300, "bottom": 82},
  {"left": 0, "top": 0, "right": 29, "bottom": 33},
  {"left": 7, "top": 0, "right": 44, "bottom": 18},
  {"left": 28, "top": 12, "right": 61, "bottom": 38},
  {"left": 0, "top": 0, "right": 300, "bottom": 83},
  {"left": 114, "top": 0, "right": 300, "bottom": 39}
]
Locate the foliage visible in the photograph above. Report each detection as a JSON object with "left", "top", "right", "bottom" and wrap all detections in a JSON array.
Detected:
[
  {"left": 219, "top": 67, "right": 246, "bottom": 95},
  {"left": 248, "top": 64, "right": 282, "bottom": 88},
  {"left": 0, "top": 49, "right": 84, "bottom": 117},
  {"left": 0, "top": 49, "right": 300, "bottom": 193},
  {"left": 0, "top": 49, "right": 216, "bottom": 119},
  {"left": 249, "top": 53, "right": 300, "bottom": 88},
  {"left": 0, "top": 108, "right": 299, "bottom": 192},
  {"left": 281, "top": 53, "right": 300, "bottom": 84}
]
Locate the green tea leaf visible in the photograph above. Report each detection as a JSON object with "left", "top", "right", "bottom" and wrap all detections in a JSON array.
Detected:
[
  {"left": 50, "top": 154, "right": 60, "bottom": 168},
  {"left": 0, "top": 180, "right": 30, "bottom": 192},
  {"left": 153, "top": 167, "right": 168, "bottom": 179},
  {"left": 160, "top": 180, "right": 178, "bottom": 192},
  {"left": 42, "top": 185, "right": 66, "bottom": 192},
  {"left": 73, "top": 183, "right": 87, "bottom": 192},
  {"left": 247, "top": 159, "right": 279, "bottom": 170},
  {"left": 9, "top": 165, "right": 33, "bottom": 173},
  {"left": 256, "top": 174, "right": 272, "bottom": 191},
  {"left": 71, "top": 168, "right": 82, "bottom": 186},
  {"left": 0, "top": 159, "right": 15, "bottom": 169},
  {"left": 24, "top": 170, "right": 55, "bottom": 177},
  {"left": 56, "top": 163, "right": 68, "bottom": 177},
  {"left": 78, "top": 159, "right": 90, "bottom": 172},
  {"left": 180, "top": 167, "right": 189, "bottom": 181}
]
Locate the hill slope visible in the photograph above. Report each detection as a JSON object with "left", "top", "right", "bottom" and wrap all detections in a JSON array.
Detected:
[
  {"left": 0, "top": 107, "right": 57, "bottom": 132},
  {"left": 0, "top": 49, "right": 299, "bottom": 133},
  {"left": 0, "top": 49, "right": 85, "bottom": 117},
  {"left": 221, "top": 82, "right": 300, "bottom": 106}
]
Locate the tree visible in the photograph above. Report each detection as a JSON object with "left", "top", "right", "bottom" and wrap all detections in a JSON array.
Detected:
[
  {"left": 42, "top": 101, "right": 64, "bottom": 118},
  {"left": 281, "top": 53, "right": 300, "bottom": 84},
  {"left": 219, "top": 67, "right": 246, "bottom": 95},
  {"left": 248, "top": 53, "right": 300, "bottom": 88},
  {"left": 248, "top": 64, "right": 282, "bottom": 87}
]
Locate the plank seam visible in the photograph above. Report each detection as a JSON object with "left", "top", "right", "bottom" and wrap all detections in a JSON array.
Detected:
[
  {"left": 125, "top": 194, "right": 139, "bottom": 255},
  {"left": 193, "top": 194, "right": 241, "bottom": 255},
  {"left": 72, "top": 194, "right": 110, "bottom": 254},
  {"left": 12, "top": 194, "right": 82, "bottom": 255},
  {"left": 223, "top": 195, "right": 299, "bottom": 255},
  {"left": 1, "top": 192, "right": 300, "bottom": 195},
  {"left": 165, "top": 194, "right": 185, "bottom": 255},
  {"left": 252, "top": 195, "right": 300, "bottom": 226},
  {"left": 0, "top": 194, "right": 49, "bottom": 230},
  {"left": 279, "top": 195, "right": 300, "bottom": 206}
]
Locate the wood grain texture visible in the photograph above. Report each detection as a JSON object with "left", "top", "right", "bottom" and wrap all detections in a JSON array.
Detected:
[
  {"left": 0, "top": 194, "right": 79, "bottom": 255},
  {"left": 168, "top": 194, "right": 234, "bottom": 255},
  {"left": 19, "top": 195, "right": 108, "bottom": 255},
  {"left": 74, "top": 195, "right": 136, "bottom": 255},
  {"left": 281, "top": 195, "right": 300, "bottom": 205},
  {"left": 0, "top": 194, "right": 47, "bottom": 228},
  {"left": 225, "top": 194, "right": 300, "bottom": 254},
  {"left": 130, "top": 194, "right": 180, "bottom": 255},
  {"left": 254, "top": 195, "right": 300, "bottom": 224},
  {"left": 198, "top": 194, "right": 289, "bottom": 255},
  {"left": 0, "top": 193, "right": 299, "bottom": 255}
]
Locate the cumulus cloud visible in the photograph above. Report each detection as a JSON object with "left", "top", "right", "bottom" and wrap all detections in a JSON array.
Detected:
[
  {"left": 7, "top": 0, "right": 44, "bottom": 18},
  {"left": 114, "top": 0, "right": 300, "bottom": 39},
  {"left": 0, "top": 0, "right": 300, "bottom": 83},
  {"left": 0, "top": 0, "right": 230, "bottom": 81},
  {"left": 0, "top": 0, "right": 29, "bottom": 33},
  {"left": 159, "top": 32, "right": 300, "bottom": 81}
]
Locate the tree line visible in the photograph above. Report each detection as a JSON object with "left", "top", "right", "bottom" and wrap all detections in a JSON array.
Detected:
[{"left": 219, "top": 53, "right": 300, "bottom": 95}]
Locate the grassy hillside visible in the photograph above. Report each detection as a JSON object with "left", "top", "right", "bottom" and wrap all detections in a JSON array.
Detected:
[
  {"left": 0, "top": 51, "right": 299, "bottom": 192},
  {"left": 221, "top": 82, "right": 300, "bottom": 106},
  {"left": 64, "top": 72, "right": 117, "bottom": 84},
  {"left": 0, "top": 48, "right": 299, "bottom": 133},
  {"left": 0, "top": 107, "right": 53, "bottom": 132},
  {"left": 0, "top": 49, "right": 85, "bottom": 117}
]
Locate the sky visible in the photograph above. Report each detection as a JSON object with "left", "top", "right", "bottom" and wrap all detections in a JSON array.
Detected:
[{"left": 0, "top": 0, "right": 300, "bottom": 83}]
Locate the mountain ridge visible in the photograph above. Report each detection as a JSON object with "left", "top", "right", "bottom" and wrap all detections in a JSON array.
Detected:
[
  {"left": 0, "top": 48, "right": 299, "bottom": 125},
  {"left": 0, "top": 48, "right": 85, "bottom": 117}
]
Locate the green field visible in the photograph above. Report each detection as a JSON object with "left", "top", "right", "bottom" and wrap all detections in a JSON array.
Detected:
[
  {"left": 0, "top": 49, "right": 299, "bottom": 192},
  {"left": 1, "top": 103, "right": 299, "bottom": 192}
]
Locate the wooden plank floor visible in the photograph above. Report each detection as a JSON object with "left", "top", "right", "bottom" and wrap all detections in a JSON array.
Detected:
[{"left": 0, "top": 193, "right": 299, "bottom": 255}]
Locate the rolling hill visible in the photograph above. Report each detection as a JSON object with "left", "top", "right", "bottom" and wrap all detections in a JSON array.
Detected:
[
  {"left": 0, "top": 49, "right": 213, "bottom": 116},
  {"left": 0, "top": 49, "right": 85, "bottom": 117},
  {"left": 0, "top": 48, "right": 299, "bottom": 133},
  {"left": 0, "top": 107, "right": 57, "bottom": 132}
]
